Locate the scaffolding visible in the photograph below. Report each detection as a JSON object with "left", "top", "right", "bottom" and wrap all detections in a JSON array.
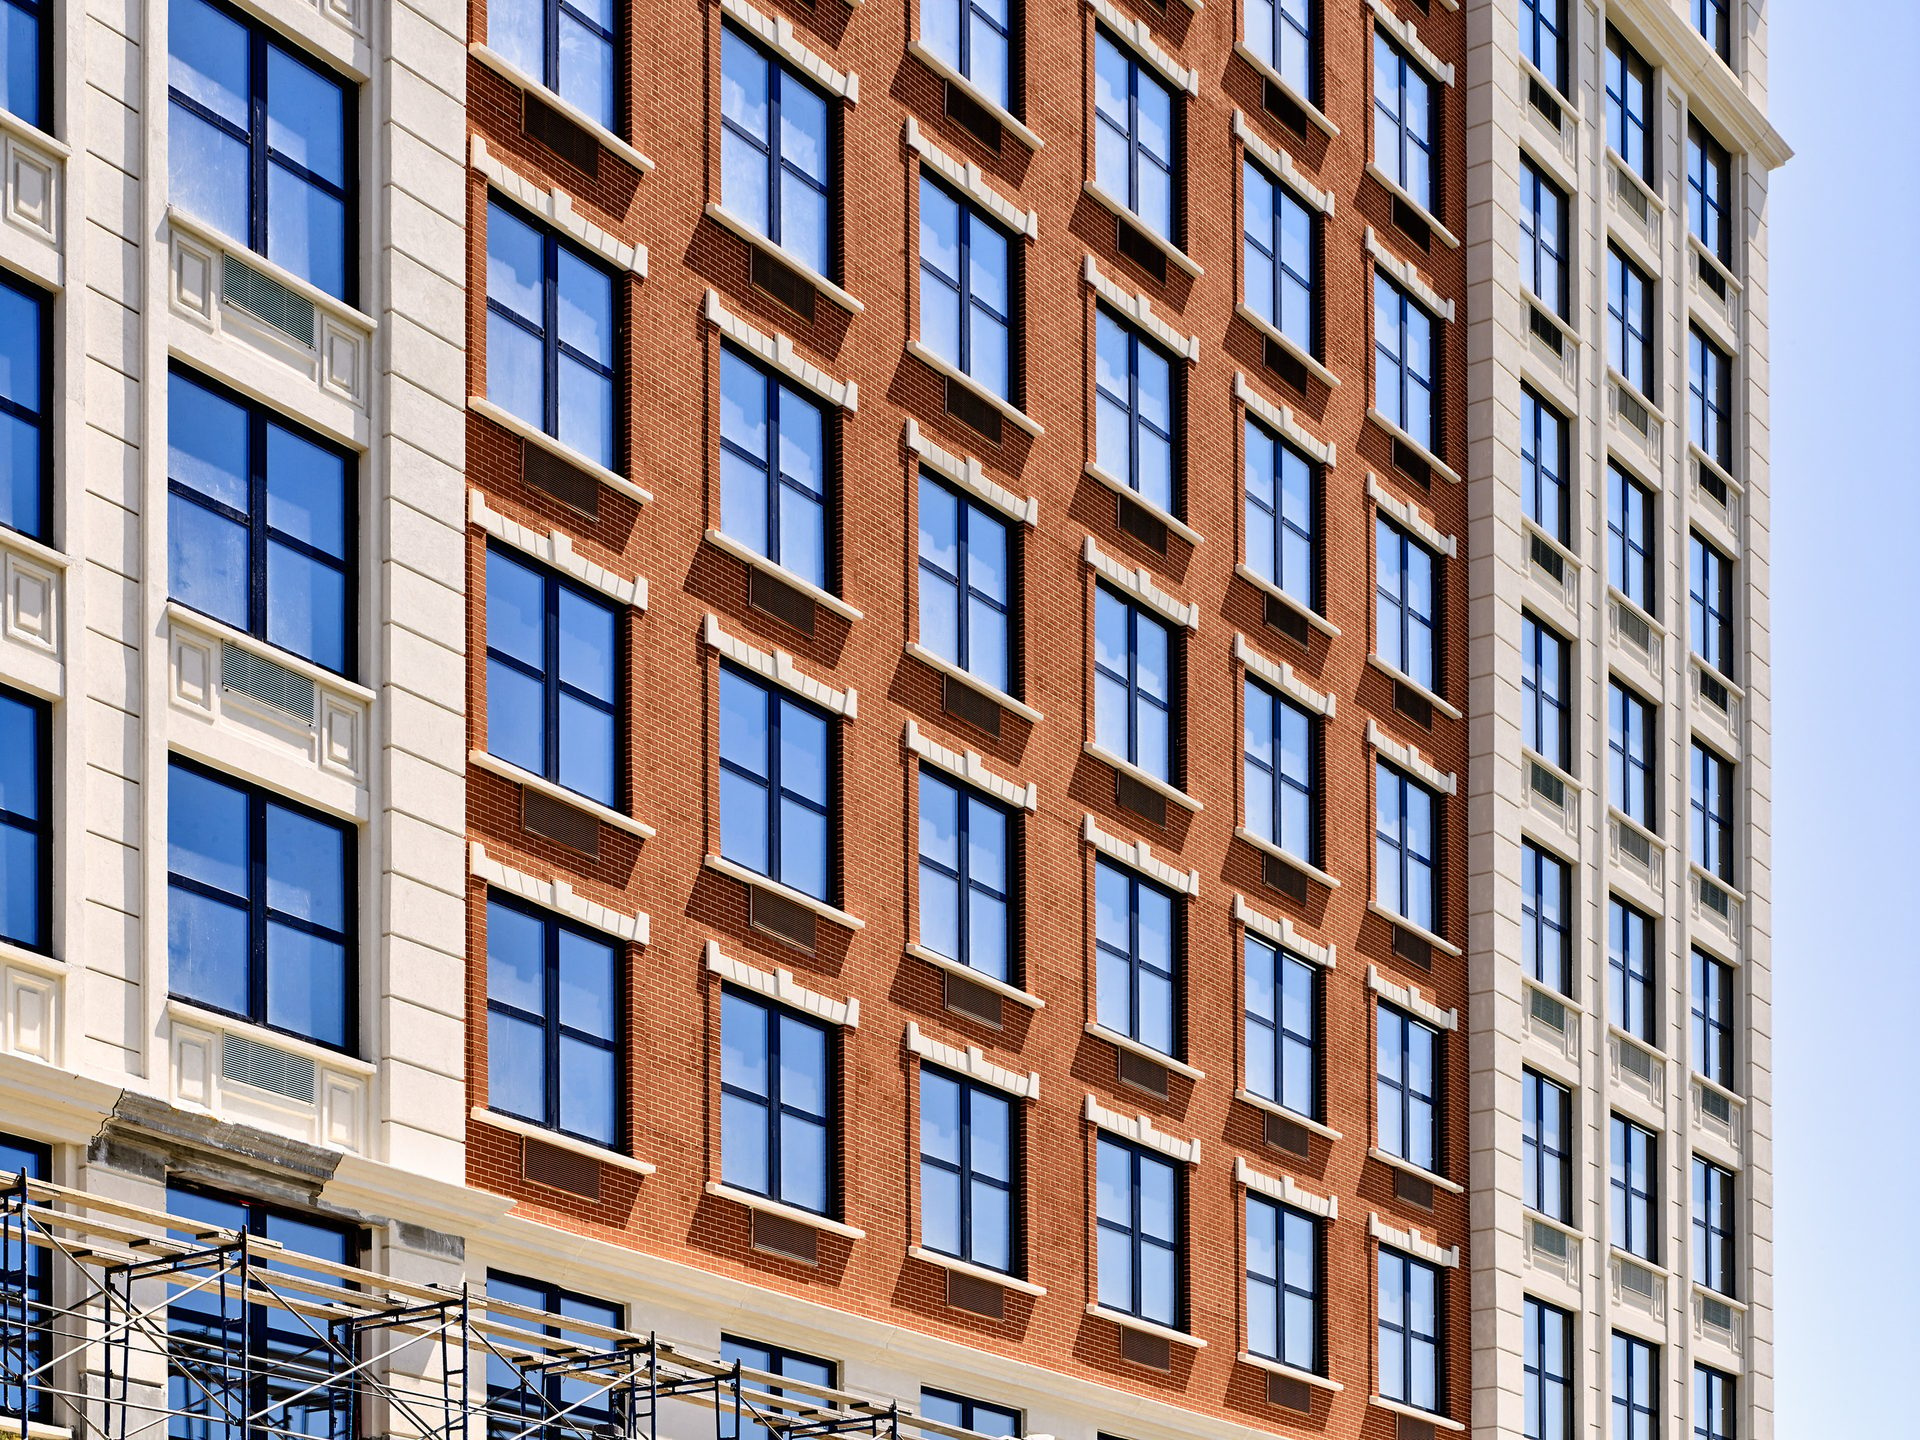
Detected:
[{"left": 0, "top": 1174, "right": 1002, "bottom": 1440}]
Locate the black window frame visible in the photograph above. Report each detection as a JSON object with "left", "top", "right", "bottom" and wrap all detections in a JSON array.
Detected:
[
  {"left": 0, "top": 269, "right": 50, "bottom": 544},
  {"left": 718, "top": 23, "right": 836, "bottom": 276},
  {"left": 1612, "top": 1331, "right": 1659, "bottom": 1440},
  {"left": 917, "top": 1065, "right": 1020, "bottom": 1277},
  {"left": 1691, "top": 1155, "right": 1736, "bottom": 1297},
  {"left": 1689, "top": 531, "right": 1734, "bottom": 676},
  {"left": 1606, "top": 28, "right": 1652, "bottom": 180},
  {"left": 1522, "top": 1069, "right": 1572, "bottom": 1224},
  {"left": 719, "top": 1338, "right": 837, "bottom": 1440},
  {"left": 1521, "top": 840, "right": 1571, "bottom": 997},
  {"left": 0, "top": 1131, "right": 51, "bottom": 1422},
  {"left": 1693, "top": 0, "right": 1732, "bottom": 61},
  {"left": 916, "top": 768, "right": 1016, "bottom": 986},
  {"left": 1689, "top": 326, "right": 1734, "bottom": 471},
  {"left": 1687, "top": 122, "right": 1732, "bottom": 267},
  {"left": 1694, "top": 1364, "right": 1736, "bottom": 1440},
  {"left": 1244, "top": 933, "right": 1320, "bottom": 1122},
  {"left": 1523, "top": 1296, "right": 1573, "bottom": 1440},
  {"left": 1377, "top": 1000, "right": 1441, "bottom": 1175},
  {"left": 1610, "top": 678, "right": 1657, "bottom": 830},
  {"left": 915, "top": 471, "right": 1016, "bottom": 695},
  {"left": 1609, "top": 245, "right": 1654, "bottom": 398},
  {"left": 1610, "top": 1114, "right": 1658, "bottom": 1262},
  {"left": 717, "top": 342, "right": 834, "bottom": 591},
  {"left": 920, "top": 1389, "right": 1021, "bottom": 1439},
  {"left": 1609, "top": 897, "right": 1657, "bottom": 1045},
  {"left": 1094, "top": 1133, "right": 1183, "bottom": 1329},
  {"left": 716, "top": 663, "right": 837, "bottom": 903},
  {"left": 1377, "top": 1245, "right": 1443, "bottom": 1414},
  {"left": 719, "top": 988, "right": 838, "bottom": 1218},
  {"left": 1243, "top": 414, "right": 1319, "bottom": 613},
  {"left": 1522, "top": 612, "right": 1570, "bottom": 769},
  {"left": 483, "top": 1271, "right": 624, "bottom": 1440},
  {"left": 1245, "top": 1192, "right": 1322, "bottom": 1375},
  {"left": 0, "top": 684, "right": 51, "bottom": 955},
  {"left": 1521, "top": 386, "right": 1569, "bottom": 544},
  {"left": 1609, "top": 462, "right": 1657, "bottom": 617},
  {"left": 1691, "top": 947, "right": 1734, "bottom": 1088},
  {"left": 1519, "top": 158, "right": 1568, "bottom": 318},
  {"left": 1690, "top": 740, "right": 1734, "bottom": 885},
  {"left": 1092, "top": 856, "right": 1181, "bottom": 1061},
  {"left": 1092, "top": 583, "right": 1178, "bottom": 786}
]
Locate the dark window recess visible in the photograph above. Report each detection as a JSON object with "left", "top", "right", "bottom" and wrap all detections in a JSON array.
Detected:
[
  {"left": 749, "top": 884, "right": 818, "bottom": 952},
  {"left": 748, "top": 567, "right": 818, "bottom": 636},
  {"left": 1394, "top": 1167, "right": 1436, "bottom": 1210},
  {"left": 946, "top": 1270, "right": 1005, "bottom": 1318},
  {"left": 1699, "top": 671, "right": 1730, "bottom": 711},
  {"left": 941, "top": 676, "right": 1004, "bottom": 738},
  {"left": 522, "top": 1135, "right": 601, "bottom": 1199},
  {"left": 1528, "top": 77, "right": 1564, "bottom": 130},
  {"left": 1119, "top": 1327, "right": 1172, "bottom": 1371},
  {"left": 1392, "top": 680, "right": 1434, "bottom": 728},
  {"left": 943, "top": 80, "right": 1003, "bottom": 152},
  {"left": 1263, "top": 337, "right": 1310, "bottom": 394},
  {"left": 751, "top": 1209, "right": 819, "bottom": 1264},
  {"left": 750, "top": 247, "right": 817, "bottom": 323},
  {"left": 1116, "top": 1048, "right": 1170, "bottom": 1100},
  {"left": 1116, "top": 493, "right": 1169, "bottom": 553},
  {"left": 943, "top": 970, "right": 1004, "bottom": 1028},
  {"left": 944, "top": 377, "right": 1004, "bottom": 443},
  {"left": 521, "top": 438, "right": 601, "bottom": 519},
  {"left": 1529, "top": 532, "right": 1565, "bottom": 584},
  {"left": 1397, "top": 1415, "right": 1437, "bottom": 1440},
  {"left": 1114, "top": 217, "right": 1169, "bottom": 284},
  {"left": 1699, "top": 468, "right": 1729, "bottom": 506},
  {"left": 1114, "top": 771, "right": 1168, "bottom": 827},
  {"left": 1262, "top": 79, "right": 1310, "bottom": 137},
  {"left": 1269, "top": 1373, "right": 1314, "bottom": 1413},
  {"left": 522, "top": 91, "right": 600, "bottom": 178},
  {"left": 1263, "top": 853, "right": 1310, "bottom": 905},
  {"left": 1264, "top": 595, "right": 1312, "bottom": 647},
  {"left": 1696, "top": 251, "right": 1727, "bottom": 299},
  {"left": 522, "top": 787, "right": 602, "bottom": 859},
  {"left": 1266, "top": 1111, "right": 1312, "bottom": 1157},
  {"left": 1391, "top": 195, "right": 1433, "bottom": 251},
  {"left": 1392, "top": 438, "right": 1433, "bottom": 488},
  {"left": 1529, "top": 306, "right": 1565, "bottom": 356},
  {"left": 1392, "top": 924, "right": 1434, "bottom": 970}
]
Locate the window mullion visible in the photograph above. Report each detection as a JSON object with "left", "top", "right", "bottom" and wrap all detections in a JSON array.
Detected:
[
  {"left": 248, "top": 792, "right": 268, "bottom": 1027},
  {"left": 249, "top": 34, "right": 270, "bottom": 259},
  {"left": 543, "top": 920, "right": 561, "bottom": 1130}
]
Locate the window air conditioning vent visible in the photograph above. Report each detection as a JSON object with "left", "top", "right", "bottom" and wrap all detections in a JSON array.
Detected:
[
  {"left": 940, "top": 675, "right": 1004, "bottom": 738},
  {"left": 1529, "top": 532, "right": 1566, "bottom": 585},
  {"left": 522, "top": 1136, "right": 601, "bottom": 1199},
  {"left": 1391, "top": 924, "right": 1433, "bottom": 971},
  {"left": 521, "top": 91, "right": 600, "bottom": 178},
  {"left": 1116, "top": 1047, "right": 1171, "bottom": 1100},
  {"left": 1698, "top": 467, "right": 1730, "bottom": 507},
  {"left": 748, "top": 567, "right": 818, "bottom": 637},
  {"left": 1617, "top": 604, "right": 1653, "bottom": 654},
  {"left": 749, "top": 884, "right": 818, "bottom": 952},
  {"left": 750, "top": 247, "right": 817, "bottom": 323},
  {"left": 750, "top": 1209, "right": 818, "bottom": 1264},
  {"left": 1699, "top": 670, "right": 1731, "bottom": 713},
  {"left": 1700, "top": 1086, "right": 1734, "bottom": 1124},
  {"left": 1392, "top": 679, "right": 1434, "bottom": 728},
  {"left": 1393, "top": 1167, "right": 1435, "bottom": 1210},
  {"left": 945, "top": 1270, "right": 1005, "bottom": 1318},
  {"left": 1618, "top": 1039, "right": 1655, "bottom": 1082},
  {"left": 222, "top": 1031, "right": 317, "bottom": 1103},
  {"left": 1619, "top": 177, "right": 1650, "bottom": 221},
  {"left": 1391, "top": 438, "right": 1433, "bottom": 489},
  {"left": 1265, "top": 1111, "right": 1312, "bottom": 1158},
  {"left": 221, "top": 642, "right": 317, "bottom": 723},
  {"left": 942, "top": 969, "right": 1004, "bottom": 1030},
  {"left": 1390, "top": 195, "right": 1432, "bottom": 251},
  {"left": 1529, "top": 305, "right": 1565, "bottom": 357},
  {"left": 1114, "top": 771, "right": 1168, "bottom": 827},
  {"left": 1114, "top": 216, "right": 1168, "bottom": 285},
  {"left": 1528, "top": 77, "right": 1564, "bottom": 130},
  {"left": 521, "top": 788, "right": 602, "bottom": 859},
  {"left": 1263, "top": 337, "right": 1310, "bottom": 395},
  {"left": 521, "top": 438, "right": 601, "bottom": 519},
  {"left": 1617, "top": 823, "right": 1653, "bottom": 868},
  {"left": 1696, "top": 251, "right": 1728, "bottom": 299},
  {"left": 943, "top": 376, "right": 1004, "bottom": 444},
  {"left": 1700, "top": 877, "right": 1733, "bottom": 918},
  {"left": 1528, "top": 986, "right": 1568, "bottom": 1034},
  {"left": 1264, "top": 593, "right": 1312, "bottom": 647},
  {"left": 1262, "top": 853, "right": 1309, "bottom": 905},
  {"left": 1617, "top": 387, "right": 1651, "bottom": 436},
  {"left": 1118, "top": 1325, "right": 1171, "bottom": 1372},
  {"left": 1529, "top": 1217, "right": 1570, "bottom": 1260},
  {"left": 1618, "top": 1258, "right": 1657, "bottom": 1298},
  {"left": 1261, "top": 79, "right": 1310, "bottom": 138},
  {"left": 222, "top": 255, "right": 316, "bottom": 348},
  {"left": 1528, "top": 759, "right": 1566, "bottom": 809},
  {"left": 1116, "top": 493, "right": 1169, "bottom": 554},
  {"left": 1268, "top": 1373, "right": 1313, "bottom": 1413},
  {"left": 1701, "top": 1296, "right": 1735, "bottom": 1333},
  {"left": 942, "top": 81, "right": 1003, "bottom": 153}
]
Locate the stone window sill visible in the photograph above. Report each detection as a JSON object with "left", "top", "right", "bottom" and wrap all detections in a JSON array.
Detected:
[
  {"left": 905, "top": 944, "right": 1045, "bottom": 1009},
  {"left": 1367, "top": 1146, "right": 1464, "bottom": 1196},
  {"left": 1362, "top": 162, "right": 1461, "bottom": 249},
  {"left": 467, "top": 43, "right": 657, "bottom": 174},
  {"left": 1365, "top": 655, "right": 1463, "bottom": 721},
  {"left": 1083, "top": 743, "right": 1203, "bottom": 813},
  {"left": 1084, "top": 463, "right": 1204, "bottom": 547},
  {"left": 1366, "top": 408, "right": 1463, "bottom": 485},
  {"left": 907, "top": 1246, "right": 1046, "bottom": 1296},
  {"left": 1084, "top": 1023, "right": 1205, "bottom": 1081},
  {"left": 1364, "top": 902, "right": 1463, "bottom": 959},
  {"left": 469, "top": 395, "right": 653, "bottom": 507},
  {"left": 704, "top": 854, "right": 867, "bottom": 932},
  {"left": 703, "top": 528, "right": 862, "bottom": 621},
  {"left": 1239, "top": 1352, "right": 1344, "bottom": 1392},
  {"left": 703, "top": 203, "right": 864, "bottom": 315},
  {"left": 1083, "top": 1304, "right": 1207, "bottom": 1350},
  {"left": 1369, "top": 1395, "right": 1465, "bottom": 1433},
  {"left": 1233, "top": 1089, "right": 1343, "bottom": 1141},
  {"left": 904, "top": 42, "right": 1044, "bottom": 150},
  {"left": 1233, "top": 565, "right": 1341, "bottom": 637},
  {"left": 1233, "top": 303, "right": 1340, "bottom": 390},
  {"left": 470, "top": 749, "right": 655, "bottom": 840},
  {"left": 471, "top": 1107, "right": 656, "bottom": 1177},
  {"left": 903, "top": 644, "right": 1043, "bottom": 724},
  {"left": 1233, "top": 827, "right": 1341, "bottom": 891},
  {"left": 905, "top": 340, "right": 1044, "bottom": 437},
  {"left": 1230, "top": 44, "right": 1340, "bottom": 137},
  {"left": 1081, "top": 182, "right": 1204, "bottom": 278},
  {"left": 704, "top": 1181, "right": 864, "bottom": 1239}
]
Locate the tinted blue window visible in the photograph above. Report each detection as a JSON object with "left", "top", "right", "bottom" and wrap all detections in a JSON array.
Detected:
[
  {"left": 1692, "top": 948, "right": 1734, "bottom": 1088},
  {"left": 1694, "top": 1365, "right": 1735, "bottom": 1440},
  {"left": 0, "top": 1132, "right": 50, "bottom": 1421},
  {"left": 920, "top": 178, "right": 1012, "bottom": 400},
  {"left": 1694, "top": 0, "right": 1730, "bottom": 59},
  {"left": 720, "top": 991, "right": 832, "bottom": 1214},
  {"left": 1610, "top": 681, "right": 1655, "bottom": 829},
  {"left": 1522, "top": 840, "right": 1569, "bottom": 994},
  {"left": 920, "top": 0, "right": 1011, "bottom": 110},
  {"left": 1609, "top": 247, "right": 1653, "bottom": 396},
  {"left": 921, "top": 1391, "right": 1020, "bottom": 1437},
  {"left": 1610, "top": 898, "right": 1655, "bottom": 1044},
  {"left": 1687, "top": 123, "right": 1731, "bottom": 264},
  {"left": 484, "top": 1274, "right": 622, "bottom": 1440},
  {"left": 490, "top": 0, "right": 615, "bottom": 131},
  {"left": 1689, "top": 326, "right": 1733, "bottom": 469},
  {"left": 1093, "top": 32, "right": 1174, "bottom": 239},
  {"left": 1522, "top": 614, "right": 1568, "bottom": 767},
  {"left": 1524, "top": 1298, "right": 1572, "bottom": 1440},
  {"left": 1374, "top": 274, "right": 1435, "bottom": 449},
  {"left": 1377, "top": 1002, "right": 1439, "bottom": 1172},
  {"left": 1095, "top": 1136, "right": 1180, "bottom": 1327},
  {"left": 1523, "top": 1069, "right": 1571, "bottom": 1222},
  {"left": 168, "top": 370, "right": 354, "bottom": 675},
  {"left": 1607, "top": 30, "right": 1651, "bottom": 178},
  {"left": 486, "top": 201, "right": 618, "bottom": 469},
  {"left": 1377, "top": 1248, "right": 1440, "bottom": 1412},
  {"left": 1520, "top": 0, "right": 1565, "bottom": 89},
  {"left": 1245, "top": 936, "right": 1316, "bottom": 1119},
  {"left": 1094, "top": 310, "right": 1175, "bottom": 513},
  {"left": 1611, "top": 1114, "right": 1657, "bottom": 1260},
  {"left": 169, "top": 0, "right": 351, "bottom": 298},
  {"left": 0, "top": 272, "right": 47, "bottom": 541},
  {"left": 164, "top": 1186, "right": 354, "bottom": 1440},
  {"left": 1376, "top": 518, "right": 1436, "bottom": 689},
  {"left": 1246, "top": 0, "right": 1313, "bottom": 99},
  {"left": 1522, "top": 388, "right": 1567, "bottom": 542},
  {"left": 718, "top": 667, "right": 830, "bottom": 901},
  {"left": 1691, "top": 740, "right": 1733, "bottom": 883},
  {"left": 719, "top": 347, "right": 828, "bottom": 589},
  {"left": 0, "top": 686, "right": 48, "bottom": 952},
  {"left": 1244, "top": 160, "right": 1315, "bottom": 354},
  {"left": 486, "top": 897, "right": 619, "bottom": 1147},
  {"left": 917, "top": 474, "right": 1011, "bottom": 692},
  {"left": 1609, "top": 464, "right": 1655, "bottom": 614},
  {"left": 485, "top": 546, "right": 620, "bottom": 808},
  {"left": 1093, "top": 587, "right": 1173, "bottom": 783},
  {"left": 1375, "top": 762, "right": 1437, "bottom": 932},
  {"left": 919, "top": 1069, "right": 1014, "bottom": 1273},
  {"left": 167, "top": 760, "right": 353, "bottom": 1050},
  {"left": 1612, "top": 1333, "right": 1658, "bottom": 1440},
  {"left": 1244, "top": 419, "right": 1315, "bottom": 609},
  {"left": 1520, "top": 160, "right": 1566, "bottom": 316},
  {"left": 719, "top": 1340, "right": 834, "bottom": 1440},
  {"left": 1689, "top": 531, "right": 1732, "bottom": 675},
  {"left": 1245, "top": 679, "right": 1314, "bottom": 861},
  {"left": 1094, "top": 858, "right": 1176, "bottom": 1058},
  {"left": 1692, "top": 1157, "right": 1735, "bottom": 1295},
  {"left": 1246, "top": 1195, "right": 1318, "bottom": 1371},
  {"left": 1373, "top": 34, "right": 1435, "bottom": 209},
  {"left": 917, "top": 771, "right": 1011, "bottom": 983},
  {"left": 0, "top": 0, "right": 43, "bottom": 129},
  {"left": 720, "top": 27, "right": 830, "bottom": 275}
]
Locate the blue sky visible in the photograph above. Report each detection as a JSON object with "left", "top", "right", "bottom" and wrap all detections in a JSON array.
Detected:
[{"left": 1770, "top": 2, "right": 1917, "bottom": 1430}]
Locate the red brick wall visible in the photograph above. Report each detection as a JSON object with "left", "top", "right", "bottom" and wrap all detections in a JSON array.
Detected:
[{"left": 460, "top": 0, "right": 1471, "bottom": 1431}]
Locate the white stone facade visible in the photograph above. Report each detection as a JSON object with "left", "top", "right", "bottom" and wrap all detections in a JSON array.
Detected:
[{"left": 1464, "top": 1, "right": 1784, "bottom": 1437}]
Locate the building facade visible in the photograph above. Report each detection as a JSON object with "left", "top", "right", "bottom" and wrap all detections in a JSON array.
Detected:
[
  {"left": 0, "top": 3, "right": 1776, "bottom": 1440},
  {"left": 1461, "top": 1, "right": 1786, "bottom": 1438}
]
